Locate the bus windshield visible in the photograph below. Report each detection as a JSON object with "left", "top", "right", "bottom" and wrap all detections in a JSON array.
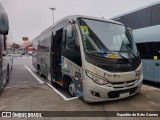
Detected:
[{"left": 78, "top": 18, "right": 138, "bottom": 58}]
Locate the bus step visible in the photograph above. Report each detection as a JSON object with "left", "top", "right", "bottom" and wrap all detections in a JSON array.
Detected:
[
  {"left": 56, "top": 80, "right": 63, "bottom": 86},
  {"left": 53, "top": 74, "right": 62, "bottom": 78}
]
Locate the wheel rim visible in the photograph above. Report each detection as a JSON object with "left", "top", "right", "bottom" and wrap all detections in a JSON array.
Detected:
[{"left": 69, "top": 82, "right": 75, "bottom": 96}]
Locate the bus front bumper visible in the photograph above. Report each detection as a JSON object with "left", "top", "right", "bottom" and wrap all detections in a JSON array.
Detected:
[{"left": 83, "top": 74, "right": 143, "bottom": 102}]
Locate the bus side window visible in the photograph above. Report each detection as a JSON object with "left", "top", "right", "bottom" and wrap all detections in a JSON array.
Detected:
[
  {"left": 66, "top": 25, "right": 80, "bottom": 50},
  {"left": 63, "top": 25, "right": 82, "bottom": 66}
]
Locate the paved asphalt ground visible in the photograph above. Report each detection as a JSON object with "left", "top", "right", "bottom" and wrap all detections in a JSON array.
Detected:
[{"left": 0, "top": 56, "right": 160, "bottom": 120}]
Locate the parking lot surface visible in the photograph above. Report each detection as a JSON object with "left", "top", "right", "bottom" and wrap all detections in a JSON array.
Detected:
[{"left": 0, "top": 57, "right": 159, "bottom": 120}]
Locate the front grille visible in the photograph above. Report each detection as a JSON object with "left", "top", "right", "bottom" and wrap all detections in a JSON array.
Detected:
[
  {"left": 111, "top": 80, "right": 135, "bottom": 85},
  {"left": 110, "top": 80, "right": 137, "bottom": 88},
  {"left": 107, "top": 87, "right": 138, "bottom": 99}
]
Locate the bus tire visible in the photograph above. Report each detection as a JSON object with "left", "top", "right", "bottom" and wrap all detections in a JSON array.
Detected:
[{"left": 69, "top": 80, "right": 76, "bottom": 97}]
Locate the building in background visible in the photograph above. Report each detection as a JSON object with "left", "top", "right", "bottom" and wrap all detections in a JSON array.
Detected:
[{"left": 20, "top": 41, "right": 32, "bottom": 55}]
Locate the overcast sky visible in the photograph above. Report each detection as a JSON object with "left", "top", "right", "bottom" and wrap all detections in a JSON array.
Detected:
[{"left": 1, "top": 0, "right": 160, "bottom": 44}]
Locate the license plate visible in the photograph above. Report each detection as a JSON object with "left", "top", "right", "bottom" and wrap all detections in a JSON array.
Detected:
[{"left": 119, "top": 92, "right": 129, "bottom": 98}]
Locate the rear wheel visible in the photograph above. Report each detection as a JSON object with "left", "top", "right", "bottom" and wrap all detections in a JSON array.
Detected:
[{"left": 69, "top": 81, "right": 76, "bottom": 97}]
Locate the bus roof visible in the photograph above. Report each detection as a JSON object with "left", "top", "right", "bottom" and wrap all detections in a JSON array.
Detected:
[
  {"left": 52, "top": 15, "right": 123, "bottom": 27},
  {"left": 37, "top": 15, "right": 123, "bottom": 38},
  {"left": 112, "top": 1, "right": 160, "bottom": 19}
]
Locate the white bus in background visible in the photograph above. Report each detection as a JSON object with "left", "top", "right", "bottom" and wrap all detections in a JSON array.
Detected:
[
  {"left": 32, "top": 15, "right": 143, "bottom": 102},
  {"left": 112, "top": 1, "right": 160, "bottom": 83}
]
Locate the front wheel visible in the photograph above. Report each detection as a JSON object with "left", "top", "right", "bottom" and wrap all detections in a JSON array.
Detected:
[{"left": 69, "top": 81, "right": 76, "bottom": 97}]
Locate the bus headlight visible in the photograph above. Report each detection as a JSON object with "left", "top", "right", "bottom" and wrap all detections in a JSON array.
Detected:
[{"left": 86, "top": 70, "right": 109, "bottom": 85}]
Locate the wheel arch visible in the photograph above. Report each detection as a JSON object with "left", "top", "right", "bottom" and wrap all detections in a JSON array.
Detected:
[{"left": 63, "top": 74, "right": 73, "bottom": 88}]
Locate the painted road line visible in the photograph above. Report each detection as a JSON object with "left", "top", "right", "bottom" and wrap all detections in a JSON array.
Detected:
[
  {"left": 24, "top": 65, "right": 44, "bottom": 84},
  {"left": 32, "top": 67, "right": 37, "bottom": 72},
  {"left": 25, "top": 65, "right": 78, "bottom": 101},
  {"left": 5, "top": 83, "right": 46, "bottom": 89},
  {"left": 46, "top": 83, "right": 79, "bottom": 101}
]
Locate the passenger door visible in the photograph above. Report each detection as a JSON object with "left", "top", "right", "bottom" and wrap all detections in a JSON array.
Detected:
[
  {"left": 62, "top": 24, "right": 83, "bottom": 94},
  {"left": 52, "top": 28, "right": 63, "bottom": 80}
]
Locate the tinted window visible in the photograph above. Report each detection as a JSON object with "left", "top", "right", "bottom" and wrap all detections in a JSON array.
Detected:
[
  {"left": 151, "top": 4, "right": 160, "bottom": 26},
  {"left": 38, "top": 36, "right": 50, "bottom": 52},
  {"left": 136, "top": 42, "right": 154, "bottom": 59},
  {"left": 123, "top": 7, "right": 152, "bottom": 29},
  {"left": 62, "top": 25, "right": 82, "bottom": 66},
  {"left": 153, "top": 42, "right": 160, "bottom": 60},
  {"left": 65, "top": 25, "right": 80, "bottom": 50}
]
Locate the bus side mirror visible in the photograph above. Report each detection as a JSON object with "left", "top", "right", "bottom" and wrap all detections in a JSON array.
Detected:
[
  {"left": 66, "top": 25, "right": 74, "bottom": 38},
  {"left": 127, "top": 27, "right": 133, "bottom": 33},
  {"left": 127, "top": 27, "right": 134, "bottom": 39},
  {"left": 68, "top": 19, "right": 75, "bottom": 24},
  {"left": 0, "top": 12, "right": 9, "bottom": 35}
]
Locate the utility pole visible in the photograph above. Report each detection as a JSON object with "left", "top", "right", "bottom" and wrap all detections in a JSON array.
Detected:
[{"left": 50, "top": 7, "right": 56, "bottom": 24}]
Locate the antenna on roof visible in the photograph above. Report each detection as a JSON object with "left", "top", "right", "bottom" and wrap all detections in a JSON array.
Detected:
[
  {"left": 96, "top": 8, "right": 104, "bottom": 19},
  {"left": 90, "top": 2, "right": 105, "bottom": 19}
]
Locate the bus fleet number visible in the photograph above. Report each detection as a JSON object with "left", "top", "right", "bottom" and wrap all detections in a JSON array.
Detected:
[{"left": 75, "top": 72, "right": 81, "bottom": 78}]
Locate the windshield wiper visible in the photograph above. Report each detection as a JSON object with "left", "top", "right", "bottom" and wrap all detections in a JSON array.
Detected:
[
  {"left": 103, "top": 51, "right": 130, "bottom": 62},
  {"left": 87, "top": 50, "right": 130, "bottom": 62},
  {"left": 112, "top": 49, "right": 138, "bottom": 60},
  {"left": 127, "top": 48, "right": 139, "bottom": 60},
  {"left": 117, "top": 52, "right": 130, "bottom": 62},
  {"left": 108, "top": 50, "right": 130, "bottom": 62}
]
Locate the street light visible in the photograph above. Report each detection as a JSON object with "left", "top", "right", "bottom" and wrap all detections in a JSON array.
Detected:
[{"left": 50, "top": 7, "right": 56, "bottom": 24}]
